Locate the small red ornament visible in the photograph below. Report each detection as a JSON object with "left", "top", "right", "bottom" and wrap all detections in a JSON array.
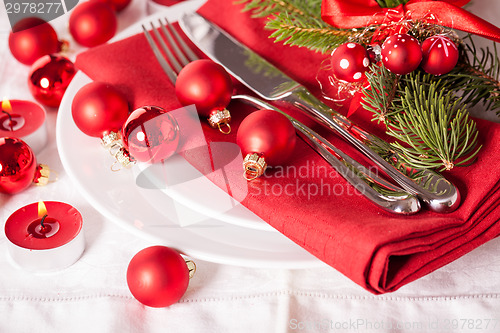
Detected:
[
  {"left": 421, "top": 35, "right": 459, "bottom": 76},
  {"left": 121, "top": 106, "right": 180, "bottom": 163},
  {"left": 72, "top": 82, "right": 129, "bottom": 139},
  {"left": 236, "top": 109, "right": 296, "bottom": 180},
  {"left": 28, "top": 55, "right": 77, "bottom": 108},
  {"left": 127, "top": 246, "right": 195, "bottom": 308},
  {"left": 8, "top": 17, "right": 61, "bottom": 66},
  {"left": 175, "top": 59, "right": 233, "bottom": 134},
  {"left": 330, "top": 42, "right": 371, "bottom": 82},
  {"left": 91, "top": 0, "right": 132, "bottom": 12},
  {"left": 69, "top": 1, "right": 117, "bottom": 47},
  {"left": 381, "top": 34, "right": 422, "bottom": 75},
  {"left": 0, "top": 138, "right": 50, "bottom": 194}
]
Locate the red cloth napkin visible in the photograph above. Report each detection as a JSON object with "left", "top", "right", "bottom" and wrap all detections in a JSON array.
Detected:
[{"left": 75, "top": 0, "right": 500, "bottom": 294}]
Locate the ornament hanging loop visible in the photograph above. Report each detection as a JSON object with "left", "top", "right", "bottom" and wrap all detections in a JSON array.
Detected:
[
  {"left": 217, "top": 122, "right": 231, "bottom": 135},
  {"left": 242, "top": 153, "right": 267, "bottom": 181}
]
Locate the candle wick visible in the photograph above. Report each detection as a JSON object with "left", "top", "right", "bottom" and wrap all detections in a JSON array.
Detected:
[
  {"left": 40, "top": 214, "right": 48, "bottom": 228},
  {"left": 1, "top": 110, "right": 13, "bottom": 131}
]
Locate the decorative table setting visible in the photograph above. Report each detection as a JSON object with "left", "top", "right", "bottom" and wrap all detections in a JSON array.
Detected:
[{"left": 1, "top": 0, "right": 500, "bottom": 331}]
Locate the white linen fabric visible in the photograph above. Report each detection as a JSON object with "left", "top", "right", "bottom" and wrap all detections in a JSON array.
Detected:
[{"left": 0, "top": 0, "right": 500, "bottom": 332}]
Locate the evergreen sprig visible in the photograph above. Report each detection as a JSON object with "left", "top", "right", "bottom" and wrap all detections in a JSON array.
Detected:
[
  {"left": 387, "top": 75, "right": 481, "bottom": 171},
  {"left": 374, "top": 0, "right": 410, "bottom": 8},
  {"left": 237, "top": 0, "right": 355, "bottom": 53}
]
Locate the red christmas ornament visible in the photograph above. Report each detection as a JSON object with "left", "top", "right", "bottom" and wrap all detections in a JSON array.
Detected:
[
  {"left": 0, "top": 138, "right": 49, "bottom": 194},
  {"left": 127, "top": 246, "right": 194, "bottom": 308},
  {"left": 28, "top": 55, "right": 77, "bottom": 108},
  {"left": 236, "top": 109, "right": 296, "bottom": 180},
  {"left": 72, "top": 82, "right": 129, "bottom": 140},
  {"left": 121, "top": 106, "right": 180, "bottom": 163},
  {"left": 381, "top": 34, "right": 422, "bottom": 75},
  {"left": 421, "top": 35, "right": 459, "bottom": 76},
  {"left": 8, "top": 17, "right": 61, "bottom": 66},
  {"left": 175, "top": 59, "right": 233, "bottom": 134},
  {"left": 69, "top": 1, "right": 117, "bottom": 47},
  {"left": 330, "top": 42, "right": 371, "bottom": 82},
  {"left": 91, "top": 0, "right": 132, "bottom": 12}
]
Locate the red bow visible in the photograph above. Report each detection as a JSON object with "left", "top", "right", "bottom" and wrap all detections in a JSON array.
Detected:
[{"left": 321, "top": 0, "right": 500, "bottom": 43}]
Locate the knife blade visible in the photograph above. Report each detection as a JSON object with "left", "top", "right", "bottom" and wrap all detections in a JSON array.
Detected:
[{"left": 179, "top": 13, "right": 460, "bottom": 213}]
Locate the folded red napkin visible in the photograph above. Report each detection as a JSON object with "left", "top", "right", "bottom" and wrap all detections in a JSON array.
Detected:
[{"left": 75, "top": 0, "right": 500, "bottom": 294}]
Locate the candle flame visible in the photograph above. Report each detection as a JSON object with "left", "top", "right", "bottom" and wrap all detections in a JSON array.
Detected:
[
  {"left": 1, "top": 98, "right": 12, "bottom": 114},
  {"left": 38, "top": 201, "right": 48, "bottom": 218}
]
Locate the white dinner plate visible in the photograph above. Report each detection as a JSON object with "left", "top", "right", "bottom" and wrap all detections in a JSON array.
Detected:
[{"left": 56, "top": 0, "right": 323, "bottom": 268}]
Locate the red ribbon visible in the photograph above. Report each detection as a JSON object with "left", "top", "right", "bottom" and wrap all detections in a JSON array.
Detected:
[{"left": 321, "top": 0, "right": 500, "bottom": 43}]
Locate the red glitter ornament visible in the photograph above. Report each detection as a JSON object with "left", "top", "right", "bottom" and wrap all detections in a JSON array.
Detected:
[
  {"left": 8, "top": 17, "right": 61, "bottom": 66},
  {"left": 127, "top": 246, "right": 194, "bottom": 308},
  {"left": 236, "top": 110, "right": 296, "bottom": 180},
  {"left": 28, "top": 55, "right": 77, "bottom": 108},
  {"left": 421, "top": 35, "right": 459, "bottom": 76},
  {"left": 330, "top": 42, "right": 371, "bottom": 82},
  {"left": 381, "top": 34, "right": 422, "bottom": 75}
]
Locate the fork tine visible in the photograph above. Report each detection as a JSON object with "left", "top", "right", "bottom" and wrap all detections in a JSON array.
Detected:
[
  {"left": 149, "top": 22, "right": 183, "bottom": 74},
  {"left": 142, "top": 24, "right": 177, "bottom": 85},
  {"left": 162, "top": 17, "right": 200, "bottom": 63},
  {"left": 158, "top": 18, "right": 190, "bottom": 67}
]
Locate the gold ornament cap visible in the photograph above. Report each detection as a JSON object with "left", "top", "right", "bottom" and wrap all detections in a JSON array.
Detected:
[
  {"left": 111, "top": 147, "right": 135, "bottom": 171},
  {"left": 243, "top": 153, "right": 267, "bottom": 181},
  {"left": 101, "top": 131, "right": 121, "bottom": 149},
  {"left": 185, "top": 259, "right": 196, "bottom": 279},
  {"left": 33, "top": 164, "right": 53, "bottom": 186},
  {"left": 208, "top": 109, "right": 231, "bottom": 134}
]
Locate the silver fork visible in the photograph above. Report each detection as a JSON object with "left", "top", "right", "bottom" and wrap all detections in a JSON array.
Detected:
[{"left": 141, "top": 18, "right": 421, "bottom": 215}]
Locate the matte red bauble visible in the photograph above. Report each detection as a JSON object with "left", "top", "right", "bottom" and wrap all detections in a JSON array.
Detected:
[
  {"left": 8, "top": 17, "right": 60, "bottom": 66},
  {"left": 236, "top": 110, "right": 296, "bottom": 180},
  {"left": 0, "top": 138, "right": 36, "bottom": 194},
  {"left": 91, "top": 0, "right": 132, "bottom": 12},
  {"left": 175, "top": 59, "right": 233, "bottom": 133},
  {"left": 381, "top": 34, "right": 422, "bottom": 75},
  {"left": 121, "top": 106, "right": 180, "bottom": 163},
  {"left": 28, "top": 55, "right": 77, "bottom": 108},
  {"left": 330, "top": 42, "right": 371, "bottom": 82},
  {"left": 69, "top": 1, "right": 117, "bottom": 47},
  {"left": 72, "top": 82, "right": 129, "bottom": 138},
  {"left": 421, "top": 35, "right": 459, "bottom": 76},
  {"left": 127, "top": 246, "right": 191, "bottom": 308}
]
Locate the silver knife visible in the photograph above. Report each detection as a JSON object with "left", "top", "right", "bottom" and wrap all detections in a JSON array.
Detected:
[{"left": 179, "top": 13, "right": 460, "bottom": 213}]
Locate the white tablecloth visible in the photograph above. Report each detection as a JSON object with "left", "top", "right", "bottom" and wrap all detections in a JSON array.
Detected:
[{"left": 1, "top": 1, "right": 500, "bottom": 332}]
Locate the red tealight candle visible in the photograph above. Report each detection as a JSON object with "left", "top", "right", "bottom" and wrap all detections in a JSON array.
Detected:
[
  {"left": 4, "top": 201, "right": 85, "bottom": 271},
  {"left": 0, "top": 99, "right": 47, "bottom": 154}
]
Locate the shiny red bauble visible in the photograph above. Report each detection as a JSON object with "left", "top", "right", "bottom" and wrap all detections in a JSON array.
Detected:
[
  {"left": 421, "top": 35, "right": 459, "bottom": 76},
  {"left": 69, "top": 1, "right": 117, "bottom": 47},
  {"left": 28, "top": 55, "right": 77, "bottom": 108},
  {"left": 121, "top": 106, "right": 180, "bottom": 163},
  {"left": 8, "top": 17, "right": 60, "bottom": 66},
  {"left": 72, "top": 82, "right": 130, "bottom": 138},
  {"left": 330, "top": 42, "right": 371, "bottom": 82},
  {"left": 0, "top": 138, "right": 37, "bottom": 194},
  {"left": 381, "top": 34, "right": 422, "bottom": 75},
  {"left": 175, "top": 59, "right": 232, "bottom": 117},
  {"left": 127, "top": 246, "right": 190, "bottom": 308},
  {"left": 237, "top": 109, "right": 296, "bottom": 166}
]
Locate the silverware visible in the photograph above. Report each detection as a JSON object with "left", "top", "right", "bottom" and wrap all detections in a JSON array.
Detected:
[
  {"left": 178, "top": 13, "right": 461, "bottom": 214},
  {"left": 141, "top": 18, "right": 421, "bottom": 214}
]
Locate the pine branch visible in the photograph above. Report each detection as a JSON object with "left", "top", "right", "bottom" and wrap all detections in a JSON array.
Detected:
[
  {"left": 444, "top": 36, "right": 500, "bottom": 115},
  {"left": 386, "top": 76, "right": 481, "bottom": 171},
  {"left": 237, "top": 0, "right": 355, "bottom": 53},
  {"left": 374, "top": 0, "right": 410, "bottom": 8},
  {"left": 362, "top": 65, "right": 401, "bottom": 123}
]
